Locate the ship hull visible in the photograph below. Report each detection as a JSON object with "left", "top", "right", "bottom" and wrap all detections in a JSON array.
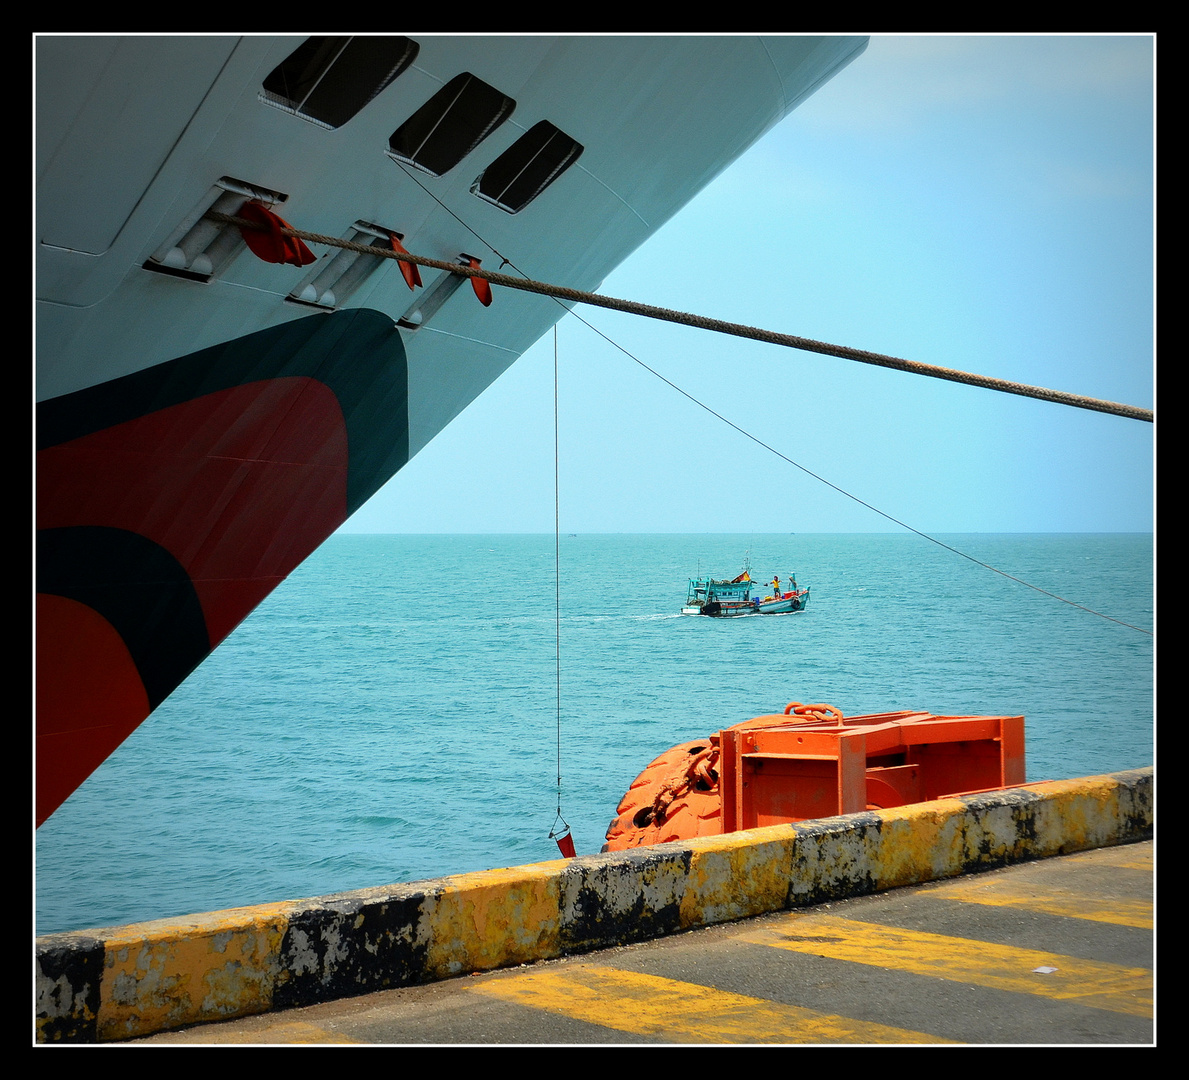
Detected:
[{"left": 35, "top": 35, "right": 867, "bottom": 823}]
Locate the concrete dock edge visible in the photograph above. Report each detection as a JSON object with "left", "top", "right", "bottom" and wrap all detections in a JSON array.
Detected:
[{"left": 35, "top": 767, "right": 1153, "bottom": 1043}]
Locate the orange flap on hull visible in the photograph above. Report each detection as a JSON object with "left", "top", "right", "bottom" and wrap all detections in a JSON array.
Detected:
[{"left": 237, "top": 201, "right": 317, "bottom": 267}]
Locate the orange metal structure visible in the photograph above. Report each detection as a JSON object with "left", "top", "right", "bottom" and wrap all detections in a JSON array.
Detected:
[
  {"left": 718, "top": 710, "right": 1025, "bottom": 832},
  {"left": 603, "top": 705, "right": 1025, "bottom": 851}
]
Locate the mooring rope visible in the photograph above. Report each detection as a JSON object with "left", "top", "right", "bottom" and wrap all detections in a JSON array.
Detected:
[
  {"left": 205, "top": 209, "right": 1153, "bottom": 424},
  {"left": 209, "top": 208, "right": 1152, "bottom": 636}
]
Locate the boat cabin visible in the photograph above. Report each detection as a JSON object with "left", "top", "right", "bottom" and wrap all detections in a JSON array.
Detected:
[{"left": 686, "top": 575, "right": 755, "bottom": 607}]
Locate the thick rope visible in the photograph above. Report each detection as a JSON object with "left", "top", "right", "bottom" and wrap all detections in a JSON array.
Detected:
[{"left": 205, "top": 210, "right": 1153, "bottom": 424}]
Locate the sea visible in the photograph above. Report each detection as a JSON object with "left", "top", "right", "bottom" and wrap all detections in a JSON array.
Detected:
[{"left": 35, "top": 532, "right": 1154, "bottom": 936}]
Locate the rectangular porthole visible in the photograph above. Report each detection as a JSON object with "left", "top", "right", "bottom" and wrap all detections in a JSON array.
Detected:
[
  {"left": 261, "top": 36, "right": 419, "bottom": 130},
  {"left": 388, "top": 73, "right": 515, "bottom": 177},
  {"left": 472, "top": 120, "right": 584, "bottom": 213}
]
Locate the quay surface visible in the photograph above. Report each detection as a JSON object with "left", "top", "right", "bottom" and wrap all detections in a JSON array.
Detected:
[
  {"left": 36, "top": 768, "right": 1153, "bottom": 1046},
  {"left": 134, "top": 839, "right": 1154, "bottom": 1045}
]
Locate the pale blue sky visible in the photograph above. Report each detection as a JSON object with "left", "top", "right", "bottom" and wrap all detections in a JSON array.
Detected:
[{"left": 342, "top": 34, "right": 1154, "bottom": 535}]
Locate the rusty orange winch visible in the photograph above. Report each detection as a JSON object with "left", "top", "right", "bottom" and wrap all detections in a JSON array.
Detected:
[{"left": 602, "top": 703, "right": 1025, "bottom": 851}]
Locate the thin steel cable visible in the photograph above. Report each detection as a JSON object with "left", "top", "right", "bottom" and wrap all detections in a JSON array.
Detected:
[{"left": 567, "top": 309, "right": 1154, "bottom": 638}]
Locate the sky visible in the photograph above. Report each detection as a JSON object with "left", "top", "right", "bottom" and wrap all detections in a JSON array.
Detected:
[{"left": 341, "top": 34, "right": 1155, "bottom": 535}]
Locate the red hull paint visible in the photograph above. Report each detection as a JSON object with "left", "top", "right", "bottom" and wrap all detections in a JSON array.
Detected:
[{"left": 36, "top": 379, "right": 349, "bottom": 825}]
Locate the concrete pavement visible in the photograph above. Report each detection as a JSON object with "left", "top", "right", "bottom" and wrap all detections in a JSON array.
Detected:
[
  {"left": 132, "top": 839, "right": 1153, "bottom": 1045},
  {"left": 37, "top": 768, "right": 1153, "bottom": 1044}
]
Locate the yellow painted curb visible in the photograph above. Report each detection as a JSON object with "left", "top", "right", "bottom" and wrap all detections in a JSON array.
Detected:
[
  {"left": 95, "top": 904, "right": 294, "bottom": 1041},
  {"left": 36, "top": 767, "right": 1151, "bottom": 1043}
]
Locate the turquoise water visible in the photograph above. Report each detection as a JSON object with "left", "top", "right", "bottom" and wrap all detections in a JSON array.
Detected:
[{"left": 35, "top": 533, "right": 1153, "bottom": 935}]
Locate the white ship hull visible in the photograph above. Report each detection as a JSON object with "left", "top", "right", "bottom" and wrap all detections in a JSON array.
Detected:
[{"left": 35, "top": 34, "right": 867, "bottom": 824}]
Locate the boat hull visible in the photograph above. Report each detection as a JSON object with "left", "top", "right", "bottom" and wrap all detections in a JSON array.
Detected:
[
  {"left": 694, "top": 588, "right": 810, "bottom": 617},
  {"left": 756, "top": 591, "right": 810, "bottom": 615}
]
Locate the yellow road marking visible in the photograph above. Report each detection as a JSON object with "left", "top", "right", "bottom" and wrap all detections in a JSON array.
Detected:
[
  {"left": 469, "top": 963, "right": 957, "bottom": 1044},
  {"left": 1081, "top": 844, "right": 1153, "bottom": 872},
  {"left": 260, "top": 1021, "right": 359, "bottom": 1044},
  {"left": 931, "top": 877, "right": 1152, "bottom": 929},
  {"left": 739, "top": 915, "right": 1151, "bottom": 1017},
  {"left": 146, "top": 1019, "right": 360, "bottom": 1044}
]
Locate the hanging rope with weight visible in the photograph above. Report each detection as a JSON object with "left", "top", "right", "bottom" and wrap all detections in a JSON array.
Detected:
[{"left": 547, "top": 324, "right": 575, "bottom": 858}]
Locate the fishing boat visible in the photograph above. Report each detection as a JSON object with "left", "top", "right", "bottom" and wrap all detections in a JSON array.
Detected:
[
  {"left": 683, "top": 568, "right": 810, "bottom": 616},
  {"left": 35, "top": 35, "right": 868, "bottom": 825}
]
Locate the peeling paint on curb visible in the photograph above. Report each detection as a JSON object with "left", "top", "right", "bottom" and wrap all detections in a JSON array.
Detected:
[{"left": 35, "top": 767, "right": 1152, "bottom": 1043}]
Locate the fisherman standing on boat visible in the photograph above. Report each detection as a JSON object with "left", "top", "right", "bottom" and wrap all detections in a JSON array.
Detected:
[{"left": 771, "top": 576, "right": 781, "bottom": 598}]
